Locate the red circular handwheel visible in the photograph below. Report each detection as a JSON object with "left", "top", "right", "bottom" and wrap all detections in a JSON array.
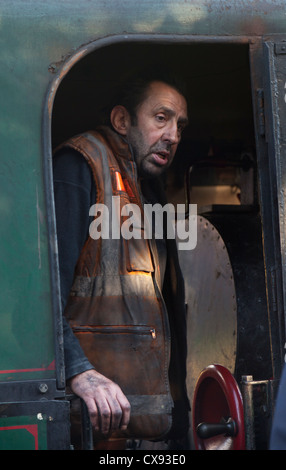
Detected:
[{"left": 192, "top": 364, "right": 245, "bottom": 450}]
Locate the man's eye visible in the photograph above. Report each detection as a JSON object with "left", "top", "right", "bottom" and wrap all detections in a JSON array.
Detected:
[{"left": 156, "top": 114, "right": 166, "bottom": 122}]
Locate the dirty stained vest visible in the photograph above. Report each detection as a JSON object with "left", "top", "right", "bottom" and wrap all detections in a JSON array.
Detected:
[{"left": 62, "top": 126, "right": 185, "bottom": 440}]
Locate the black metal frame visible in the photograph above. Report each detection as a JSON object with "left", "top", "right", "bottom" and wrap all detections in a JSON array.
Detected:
[{"left": 250, "top": 36, "right": 286, "bottom": 380}]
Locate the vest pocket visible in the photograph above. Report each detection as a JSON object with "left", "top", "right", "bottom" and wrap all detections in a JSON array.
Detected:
[
  {"left": 71, "top": 323, "right": 173, "bottom": 440},
  {"left": 125, "top": 238, "right": 154, "bottom": 273},
  {"left": 71, "top": 324, "right": 168, "bottom": 396}
]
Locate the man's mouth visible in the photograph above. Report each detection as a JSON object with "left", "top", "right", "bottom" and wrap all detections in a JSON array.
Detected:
[{"left": 151, "top": 150, "right": 170, "bottom": 166}]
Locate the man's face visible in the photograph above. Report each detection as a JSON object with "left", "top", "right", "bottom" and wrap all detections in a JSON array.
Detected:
[{"left": 126, "top": 81, "right": 188, "bottom": 178}]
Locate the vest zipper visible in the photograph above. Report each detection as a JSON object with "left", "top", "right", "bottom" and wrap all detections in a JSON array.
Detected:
[
  {"left": 72, "top": 325, "right": 156, "bottom": 339},
  {"left": 129, "top": 158, "right": 172, "bottom": 391}
]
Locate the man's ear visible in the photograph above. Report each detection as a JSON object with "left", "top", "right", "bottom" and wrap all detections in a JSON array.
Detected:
[{"left": 110, "top": 105, "right": 131, "bottom": 136}]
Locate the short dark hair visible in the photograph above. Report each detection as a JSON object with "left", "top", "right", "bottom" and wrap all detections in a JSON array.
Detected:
[{"left": 107, "top": 69, "right": 187, "bottom": 125}]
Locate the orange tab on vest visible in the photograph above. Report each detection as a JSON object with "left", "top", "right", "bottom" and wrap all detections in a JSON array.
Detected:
[{"left": 115, "top": 171, "right": 126, "bottom": 192}]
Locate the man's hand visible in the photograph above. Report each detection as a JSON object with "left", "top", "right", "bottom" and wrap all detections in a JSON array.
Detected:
[{"left": 69, "top": 369, "right": 131, "bottom": 436}]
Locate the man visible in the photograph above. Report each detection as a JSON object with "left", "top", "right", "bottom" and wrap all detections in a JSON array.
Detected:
[{"left": 53, "top": 73, "right": 190, "bottom": 448}]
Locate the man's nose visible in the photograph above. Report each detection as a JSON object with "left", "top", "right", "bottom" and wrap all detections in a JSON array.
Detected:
[{"left": 163, "top": 121, "right": 180, "bottom": 144}]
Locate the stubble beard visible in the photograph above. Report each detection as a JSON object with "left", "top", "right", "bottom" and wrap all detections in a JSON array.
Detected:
[{"left": 127, "top": 127, "right": 171, "bottom": 179}]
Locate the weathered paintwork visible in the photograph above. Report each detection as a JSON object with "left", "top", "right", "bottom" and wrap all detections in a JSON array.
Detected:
[
  {"left": 0, "top": 0, "right": 286, "bottom": 449},
  {"left": 0, "top": 0, "right": 285, "bottom": 381}
]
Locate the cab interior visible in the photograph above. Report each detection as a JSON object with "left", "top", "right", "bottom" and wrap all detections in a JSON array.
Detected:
[
  {"left": 52, "top": 40, "right": 256, "bottom": 210},
  {"left": 52, "top": 40, "right": 274, "bottom": 449}
]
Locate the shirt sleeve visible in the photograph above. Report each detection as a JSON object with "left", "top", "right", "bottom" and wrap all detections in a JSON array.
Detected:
[{"left": 53, "top": 147, "right": 96, "bottom": 380}]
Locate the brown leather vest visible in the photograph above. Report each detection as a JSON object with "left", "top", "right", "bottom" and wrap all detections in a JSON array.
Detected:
[{"left": 62, "top": 127, "right": 177, "bottom": 440}]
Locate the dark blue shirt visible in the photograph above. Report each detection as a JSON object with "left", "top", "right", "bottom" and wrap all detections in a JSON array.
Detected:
[{"left": 53, "top": 148, "right": 95, "bottom": 379}]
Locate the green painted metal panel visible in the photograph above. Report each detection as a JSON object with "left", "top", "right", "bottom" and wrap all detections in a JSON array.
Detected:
[
  {"left": 0, "top": 415, "right": 47, "bottom": 450},
  {"left": 0, "top": 0, "right": 285, "bottom": 380},
  {"left": 0, "top": 400, "right": 70, "bottom": 450},
  {"left": 0, "top": 6, "right": 57, "bottom": 381}
]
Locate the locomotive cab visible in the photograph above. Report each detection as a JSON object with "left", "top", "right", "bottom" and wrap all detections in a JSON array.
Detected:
[{"left": 1, "top": 0, "right": 286, "bottom": 450}]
